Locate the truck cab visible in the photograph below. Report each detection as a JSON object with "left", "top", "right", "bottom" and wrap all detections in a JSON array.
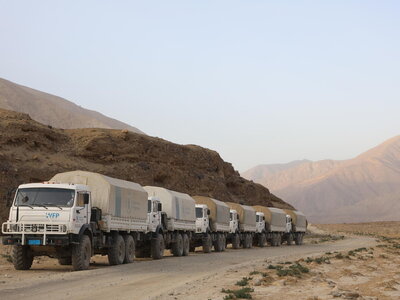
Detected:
[
  {"left": 255, "top": 212, "right": 265, "bottom": 233},
  {"left": 229, "top": 209, "right": 238, "bottom": 233},
  {"left": 195, "top": 204, "right": 209, "bottom": 233},
  {"left": 2, "top": 182, "right": 91, "bottom": 246},
  {"left": 147, "top": 197, "right": 162, "bottom": 233}
]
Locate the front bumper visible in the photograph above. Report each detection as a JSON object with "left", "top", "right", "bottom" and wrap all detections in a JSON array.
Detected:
[{"left": 2, "top": 234, "right": 75, "bottom": 246}]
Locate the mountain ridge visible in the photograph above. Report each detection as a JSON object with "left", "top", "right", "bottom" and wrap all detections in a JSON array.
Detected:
[
  {"left": 242, "top": 136, "right": 400, "bottom": 223},
  {"left": 0, "top": 77, "right": 144, "bottom": 134}
]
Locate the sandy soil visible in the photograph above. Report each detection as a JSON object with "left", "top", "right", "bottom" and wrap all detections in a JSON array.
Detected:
[
  {"left": 207, "top": 222, "right": 400, "bottom": 300},
  {"left": 0, "top": 229, "right": 375, "bottom": 300}
]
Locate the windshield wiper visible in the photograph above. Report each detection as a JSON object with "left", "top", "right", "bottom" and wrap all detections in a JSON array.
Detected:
[
  {"left": 35, "top": 204, "right": 49, "bottom": 209},
  {"left": 43, "top": 204, "right": 63, "bottom": 210},
  {"left": 20, "top": 204, "right": 34, "bottom": 209}
]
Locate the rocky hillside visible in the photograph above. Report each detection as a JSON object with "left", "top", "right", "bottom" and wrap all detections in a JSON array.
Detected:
[
  {"left": 0, "top": 78, "right": 144, "bottom": 134},
  {"left": 0, "top": 109, "right": 291, "bottom": 223},
  {"left": 243, "top": 136, "right": 400, "bottom": 223}
]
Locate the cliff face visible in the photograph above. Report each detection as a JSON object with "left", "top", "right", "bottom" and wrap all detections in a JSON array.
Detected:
[{"left": 0, "top": 109, "right": 292, "bottom": 223}]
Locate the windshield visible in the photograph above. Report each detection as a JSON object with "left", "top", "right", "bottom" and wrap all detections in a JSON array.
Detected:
[
  {"left": 195, "top": 207, "right": 203, "bottom": 218},
  {"left": 15, "top": 188, "right": 75, "bottom": 207}
]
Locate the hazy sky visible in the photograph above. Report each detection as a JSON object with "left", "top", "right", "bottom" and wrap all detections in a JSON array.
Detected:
[{"left": 1, "top": 1, "right": 399, "bottom": 171}]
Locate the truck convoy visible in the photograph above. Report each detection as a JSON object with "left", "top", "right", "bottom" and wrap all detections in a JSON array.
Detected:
[{"left": 1, "top": 170, "right": 307, "bottom": 271}]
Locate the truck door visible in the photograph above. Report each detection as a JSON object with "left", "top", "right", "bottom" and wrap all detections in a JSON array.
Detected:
[
  {"left": 203, "top": 208, "right": 208, "bottom": 230},
  {"left": 74, "top": 192, "right": 90, "bottom": 230}
]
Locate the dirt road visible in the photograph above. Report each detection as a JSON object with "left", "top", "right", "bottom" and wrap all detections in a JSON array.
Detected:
[{"left": 0, "top": 236, "right": 375, "bottom": 300}]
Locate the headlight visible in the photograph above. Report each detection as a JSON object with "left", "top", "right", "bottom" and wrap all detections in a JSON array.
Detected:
[
  {"left": 11, "top": 224, "right": 19, "bottom": 232},
  {"left": 61, "top": 225, "right": 67, "bottom": 232},
  {"left": 32, "top": 225, "right": 38, "bottom": 232}
]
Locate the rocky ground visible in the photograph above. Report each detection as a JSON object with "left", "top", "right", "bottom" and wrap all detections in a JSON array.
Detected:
[{"left": 212, "top": 222, "right": 400, "bottom": 300}]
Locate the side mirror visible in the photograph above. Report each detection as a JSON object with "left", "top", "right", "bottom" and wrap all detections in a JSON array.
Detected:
[
  {"left": 83, "top": 194, "right": 90, "bottom": 205},
  {"left": 207, "top": 209, "right": 210, "bottom": 216},
  {"left": 158, "top": 203, "right": 162, "bottom": 212}
]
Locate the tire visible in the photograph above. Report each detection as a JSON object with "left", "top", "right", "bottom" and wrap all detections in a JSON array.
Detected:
[
  {"left": 182, "top": 234, "right": 190, "bottom": 256},
  {"left": 151, "top": 233, "right": 165, "bottom": 260},
  {"left": 276, "top": 234, "right": 282, "bottom": 246},
  {"left": 202, "top": 233, "right": 212, "bottom": 253},
  {"left": 221, "top": 235, "right": 226, "bottom": 251},
  {"left": 248, "top": 234, "right": 253, "bottom": 248},
  {"left": 58, "top": 257, "right": 72, "bottom": 265},
  {"left": 72, "top": 235, "right": 91, "bottom": 271},
  {"left": 172, "top": 233, "right": 183, "bottom": 257},
  {"left": 214, "top": 234, "right": 223, "bottom": 252},
  {"left": 12, "top": 245, "right": 33, "bottom": 270},
  {"left": 243, "top": 234, "right": 249, "bottom": 249},
  {"left": 124, "top": 235, "right": 135, "bottom": 263},
  {"left": 287, "top": 234, "right": 293, "bottom": 245},
  {"left": 259, "top": 233, "right": 266, "bottom": 248},
  {"left": 295, "top": 233, "right": 303, "bottom": 245},
  {"left": 272, "top": 233, "right": 278, "bottom": 247},
  {"left": 108, "top": 234, "right": 125, "bottom": 265},
  {"left": 232, "top": 233, "right": 240, "bottom": 249}
]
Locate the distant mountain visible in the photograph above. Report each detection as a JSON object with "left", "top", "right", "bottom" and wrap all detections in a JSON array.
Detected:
[
  {"left": 0, "top": 78, "right": 144, "bottom": 134},
  {"left": 242, "top": 136, "right": 400, "bottom": 223}
]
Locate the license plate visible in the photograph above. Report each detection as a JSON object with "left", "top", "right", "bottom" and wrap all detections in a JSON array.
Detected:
[{"left": 28, "top": 239, "right": 41, "bottom": 245}]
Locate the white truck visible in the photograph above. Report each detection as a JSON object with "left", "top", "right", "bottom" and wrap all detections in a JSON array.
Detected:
[
  {"left": 2, "top": 171, "right": 151, "bottom": 270},
  {"left": 253, "top": 206, "right": 292, "bottom": 246},
  {"left": 192, "top": 196, "right": 230, "bottom": 252},
  {"left": 284, "top": 209, "right": 307, "bottom": 245},
  {"left": 226, "top": 202, "right": 257, "bottom": 249},
  {"left": 143, "top": 186, "right": 196, "bottom": 257}
]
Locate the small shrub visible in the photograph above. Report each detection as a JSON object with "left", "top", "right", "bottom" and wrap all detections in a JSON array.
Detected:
[
  {"left": 249, "top": 271, "right": 260, "bottom": 275},
  {"left": 222, "top": 287, "right": 254, "bottom": 299},
  {"left": 335, "top": 253, "right": 344, "bottom": 259},
  {"left": 236, "top": 277, "right": 252, "bottom": 286},
  {"left": 314, "top": 256, "right": 330, "bottom": 264}
]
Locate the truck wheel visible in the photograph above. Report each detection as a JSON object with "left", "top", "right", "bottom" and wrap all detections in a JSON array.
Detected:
[
  {"left": 72, "top": 235, "right": 91, "bottom": 271},
  {"left": 221, "top": 235, "right": 226, "bottom": 251},
  {"left": 58, "top": 257, "right": 72, "bottom": 265},
  {"left": 259, "top": 233, "right": 266, "bottom": 247},
  {"left": 12, "top": 245, "right": 33, "bottom": 270},
  {"left": 182, "top": 234, "right": 190, "bottom": 256},
  {"left": 124, "top": 235, "right": 135, "bottom": 263},
  {"left": 202, "top": 233, "right": 212, "bottom": 253},
  {"left": 248, "top": 234, "right": 253, "bottom": 248},
  {"left": 276, "top": 234, "right": 282, "bottom": 246},
  {"left": 108, "top": 234, "right": 125, "bottom": 265},
  {"left": 295, "top": 233, "right": 303, "bottom": 245},
  {"left": 287, "top": 234, "right": 293, "bottom": 245},
  {"left": 271, "top": 233, "right": 278, "bottom": 247},
  {"left": 232, "top": 233, "right": 240, "bottom": 249},
  {"left": 151, "top": 233, "right": 165, "bottom": 260},
  {"left": 172, "top": 233, "right": 183, "bottom": 257},
  {"left": 214, "top": 234, "right": 223, "bottom": 252}
]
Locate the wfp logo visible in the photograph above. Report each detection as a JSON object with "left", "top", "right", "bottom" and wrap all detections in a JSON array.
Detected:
[{"left": 46, "top": 212, "right": 60, "bottom": 219}]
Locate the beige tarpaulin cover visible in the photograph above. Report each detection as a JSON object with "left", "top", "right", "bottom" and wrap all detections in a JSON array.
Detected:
[
  {"left": 284, "top": 209, "right": 307, "bottom": 232},
  {"left": 193, "top": 196, "right": 230, "bottom": 227},
  {"left": 226, "top": 202, "right": 256, "bottom": 227},
  {"left": 253, "top": 206, "right": 286, "bottom": 231},
  {"left": 144, "top": 186, "right": 195, "bottom": 222},
  {"left": 51, "top": 171, "right": 148, "bottom": 220}
]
